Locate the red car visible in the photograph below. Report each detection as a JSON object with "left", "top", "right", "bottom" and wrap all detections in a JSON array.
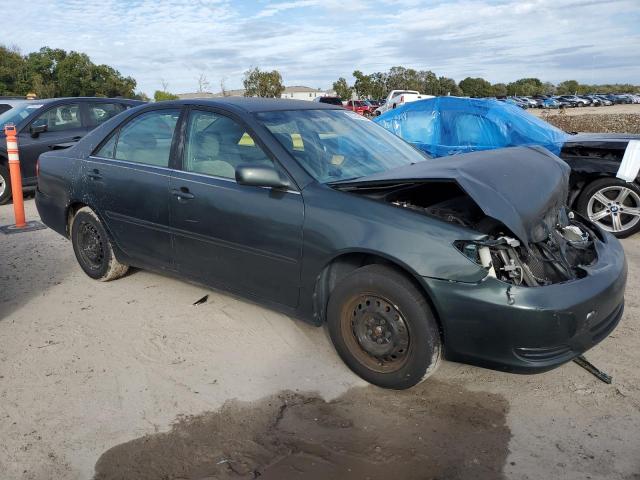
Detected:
[{"left": 345, "top": 100, "right": 369, "bottom": 116}]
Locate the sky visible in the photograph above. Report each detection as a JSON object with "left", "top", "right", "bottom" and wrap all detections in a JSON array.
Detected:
[{"left": 5, "top": 0, "right": 640, "bottom": 95}]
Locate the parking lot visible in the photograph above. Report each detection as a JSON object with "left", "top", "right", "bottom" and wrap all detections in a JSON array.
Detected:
[{"left": 0, "top": 199, "right": 639, "bottom": 479}]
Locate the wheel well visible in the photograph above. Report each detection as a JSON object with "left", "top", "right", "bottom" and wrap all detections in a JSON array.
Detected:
[
  {"left": 569, "top": 173, "right": 617, "bottom": 208},
  {"left": 65, "top": 202, "right": 89, "bottom": 237},
  {"left": 313, "top": 252, "right": 444, "bottom": 338}
]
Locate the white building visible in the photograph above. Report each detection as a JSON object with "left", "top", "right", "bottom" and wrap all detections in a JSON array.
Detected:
[
  {"left": 280, "top": 86, "right": 335, "bottom": 101},
  {"left": 178, "top": 86, "right": 335, "bottom": 101}
]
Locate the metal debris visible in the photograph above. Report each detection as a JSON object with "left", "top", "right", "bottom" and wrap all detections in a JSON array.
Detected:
[
  {"left": 573, "top": 355, "right": 612, "bottom": 384},
  {"left": 192, "top": 295, "right": 209, "bottom": 306}
]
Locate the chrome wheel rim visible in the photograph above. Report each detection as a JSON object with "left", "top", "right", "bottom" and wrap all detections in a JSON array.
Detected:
[
  {"left": 587, "top": 185, "right": 640, "bottom": 233},
  {"left": 0, "top": 172, "right": 6, "bottom": 197}
]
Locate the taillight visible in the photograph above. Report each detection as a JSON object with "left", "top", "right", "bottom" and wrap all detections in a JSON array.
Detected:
[{"left": 400, "top": 95, "right": 404, "bottom": 103}]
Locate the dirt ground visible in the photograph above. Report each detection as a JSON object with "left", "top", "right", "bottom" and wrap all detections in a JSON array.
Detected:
[
  {"left": 1, "top": 199, "right": 639, "bottom": 480},
  {"left": 529, "top": 103, "right": 640, "bottom": 134},
  {"left": 528, "top": 103, "right": 640, "bottom": 117}
]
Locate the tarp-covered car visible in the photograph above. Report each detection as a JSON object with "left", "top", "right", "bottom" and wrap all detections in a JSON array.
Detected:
[
  {"left": 36, "top": 98, "right": 626, "bottom": 389},
  {"left": 375, "top": 96, "right": 640, "bottom": 238}
]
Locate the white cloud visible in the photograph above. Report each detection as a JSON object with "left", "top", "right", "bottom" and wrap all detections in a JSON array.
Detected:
[{"left": 4, "top": 0, "right": 639, "bottom": 94}]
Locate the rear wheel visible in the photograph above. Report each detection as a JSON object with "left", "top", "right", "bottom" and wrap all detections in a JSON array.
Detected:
[
  {"left": 71, "top": 207, "right": 129, "bottom": 281},
  {"left": 577, "top": 178, "right": 640, "bottom": 238},
  {"left": 0, "top": 164, "right": 11, "bottom": 205},
  {"left": 327, "top": 264, "right": 441, "bottom": 390}
]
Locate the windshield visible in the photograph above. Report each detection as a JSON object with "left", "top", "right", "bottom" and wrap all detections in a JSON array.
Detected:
[
  {"left": 0, "top": 102, "right": 43, "bottom": 129},
  {"left": 256, "top": 109, "right": 430, "bottom": 183}
]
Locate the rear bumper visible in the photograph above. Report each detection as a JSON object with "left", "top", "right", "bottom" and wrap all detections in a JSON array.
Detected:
[
  {"left": 35, "top": 189, "right": 67, "bottom": 237},
  {"left": 423, "top": 233, "right": 627, "bottom": 373}
]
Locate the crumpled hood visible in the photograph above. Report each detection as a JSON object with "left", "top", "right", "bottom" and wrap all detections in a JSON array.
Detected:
[{"left": 334, "top": 146, "right": 571, "bottom": 245}]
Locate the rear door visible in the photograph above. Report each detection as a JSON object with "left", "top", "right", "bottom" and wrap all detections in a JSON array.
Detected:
[
  {"left": 18, "top": 102, "right": 87, "bottom": 181},
  {"left": 84, "top": 107, "right": 182, "bottom": 268},
  {"left": 169, "top": 107, "right": 304, "bottom": 307}
]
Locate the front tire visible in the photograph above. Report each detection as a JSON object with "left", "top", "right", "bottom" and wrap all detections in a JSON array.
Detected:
[
  {"left": 0, "top": 164, "right": 12, "bottom": 205},
  {"left": 577, "top": 178, "right": 640, "bottom": 238},
  {"left": 327, "top": 264, "right": 442, "bottom": 390},
  {"left": 71, "top": 207, "right": 129, "bottom": 281}
]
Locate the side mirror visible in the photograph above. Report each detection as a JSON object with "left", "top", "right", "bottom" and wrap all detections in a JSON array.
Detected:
[
  {"left": 30, "top": 123, "right": 48, "bottom": 138},
  {"left": 235, "top": 164, "right": 291, "bottom": 190}
]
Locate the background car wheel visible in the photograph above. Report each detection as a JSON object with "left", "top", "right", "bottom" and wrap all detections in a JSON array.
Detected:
[
  {"left": 327, "top": 264, "right": 441, "bottom": 390},
  {"left": 71, "top": 207, "right": 129, "bottom": 281},
  {"left": 0, "top": 164, "right": 12, "bottom": 205},
  {"left": 577, "top": 178, "right": 640, "bottom": 238}
]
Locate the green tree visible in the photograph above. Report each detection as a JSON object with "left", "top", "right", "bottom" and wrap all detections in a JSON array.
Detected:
[
  {"left": 434, "top": 77, "right": 462, "bottom": 96},
  {"left": 458, "top": 77, "right": 493, "bottom": 97},
  {"left": 556, "top": 80, "right": 580, "bottom": 95},
  {"left": 507, "top": 78, "right": 544, "bottom": 96},
  {"left": 0, "top": 44, "right": 137, "bottom": 98},
  {"left": 332, "top": 77, "right": 353, "bottom": 100},
  {"left": 154, "top": 90, "right": 179, "bottom": 102},
  {"left": 352, "top": 70, "right": 373, "bottom": 98},
  {"left": 491, "top": 83, "right": 508, "bottom": 97},
  {"left": 243, "top": 67, "right": 284, "bottom": 98}
]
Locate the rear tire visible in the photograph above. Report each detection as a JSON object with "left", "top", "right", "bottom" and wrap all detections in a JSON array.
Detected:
[
  {"left": 577, "top": 178, "right": 640, "bottom": 238},
  {"left": 0, "top": 164, "right": 11, "bottom": 205},
  {"left": 327, "top": 264, "right": 441, "bottom": 390},
  {"left": 70, "top": 207, "right": 129, "bottom": 281}
]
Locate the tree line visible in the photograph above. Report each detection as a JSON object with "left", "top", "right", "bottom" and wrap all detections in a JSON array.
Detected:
[
  {"left": 2, "top": 45, "right": 639, "bottom": 102},
  {"left": 332, "top": 67, "right": 640, "bottom": 100},
  {"left": 0, "top": 45, "right": 140, "bottom": 99}
]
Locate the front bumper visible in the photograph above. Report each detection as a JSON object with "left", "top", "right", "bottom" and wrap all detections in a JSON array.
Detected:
[{"left": 422, "top": 233, "right": 627, "bottom": 373}]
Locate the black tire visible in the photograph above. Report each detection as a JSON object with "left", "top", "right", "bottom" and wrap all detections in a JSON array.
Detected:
[
  {"left": 0, "top": 163, "right": 11, "bottom": 205},
  {"left": 327, "top": 264, "right": 441, "bottom": 390},
  {"left": 70, "top": 207, "right": 129, "bottom": 281},
  {"left": 576, "top": 178, "right": 640, "bottom": 238}
]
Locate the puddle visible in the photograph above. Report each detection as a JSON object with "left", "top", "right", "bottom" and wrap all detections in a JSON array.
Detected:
[{"left": 94, "top": 380, "right": 510, "bottom": 480}]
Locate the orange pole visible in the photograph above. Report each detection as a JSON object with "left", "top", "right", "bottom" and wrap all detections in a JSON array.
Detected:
[{"left": 4, "top": 124, "right": 26, "bottom": 228}]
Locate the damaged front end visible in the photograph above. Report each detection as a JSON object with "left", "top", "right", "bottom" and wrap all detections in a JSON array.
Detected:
[{"left": 332, "top": 146, "right": 601, "bottom": 287}]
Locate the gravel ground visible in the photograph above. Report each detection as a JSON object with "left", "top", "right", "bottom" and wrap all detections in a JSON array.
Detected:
[{"left": 1, "top": 199, "right": 639, "bottom": 480}]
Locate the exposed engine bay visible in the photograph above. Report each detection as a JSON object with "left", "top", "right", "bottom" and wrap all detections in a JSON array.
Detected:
[{"left": 344, "top": 181, "right": 599, "bottom": 287}]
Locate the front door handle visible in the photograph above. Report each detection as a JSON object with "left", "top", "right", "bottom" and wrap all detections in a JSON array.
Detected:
[{"left": 171, "top": 187, "right": 195, "bottom": 200}]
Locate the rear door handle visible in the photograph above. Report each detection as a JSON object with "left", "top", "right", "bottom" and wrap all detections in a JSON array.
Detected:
[
  {"left": 87, "top": 168, "right": 102, "bottom": 180},
  {"left": 171, "top": 187, "right": 195, "bottom": 200},
  {"left": 71, "top": 136, "right": 82, "bottom": 141}
]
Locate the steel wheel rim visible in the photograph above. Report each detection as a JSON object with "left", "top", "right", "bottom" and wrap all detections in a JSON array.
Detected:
[
  {"left": 340, "top": 294, "right": 411, "bottom": 373},
  {"left": 0, "top": 172, "right": 6, "bottom": 197},
  {"left": 587, "top": 185, "right": 640, "bottom": 233},
  {"left": 78, "top": 221, "right": 105, "bottom": 270}
]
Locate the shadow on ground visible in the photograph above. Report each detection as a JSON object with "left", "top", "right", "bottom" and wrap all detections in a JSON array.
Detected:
[
  {"left": 0, "top": 199, "right": 75, "bottom": 321},
  {"left": 94, "top": 380, "right": 511, "bottom": 480}
]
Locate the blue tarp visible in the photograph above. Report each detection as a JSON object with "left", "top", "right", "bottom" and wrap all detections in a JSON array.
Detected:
[{"left": 373, "top": 96, "right": 569, "bottom": 157}]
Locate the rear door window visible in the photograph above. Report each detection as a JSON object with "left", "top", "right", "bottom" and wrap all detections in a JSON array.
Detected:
[
  {"left": 95, "top": 109, "right": 180, "bottom": 167},
  {"left": 87, "top": 103, "right": 127, "bottom": 127}
]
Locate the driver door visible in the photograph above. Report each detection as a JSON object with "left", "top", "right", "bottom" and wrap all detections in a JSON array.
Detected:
[
  {"left": 18, "top": 103, "right": 87, "bottom": 181},
  {"left": 170, "top": 108, "right": 304, "bottom": 307}
]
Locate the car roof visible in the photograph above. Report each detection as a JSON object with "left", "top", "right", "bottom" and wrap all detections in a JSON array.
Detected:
[{"left": 161, "top": 97, "right": 344, "bottom": 113}]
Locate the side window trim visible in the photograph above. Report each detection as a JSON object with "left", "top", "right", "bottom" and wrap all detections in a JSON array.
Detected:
[
  {"left": 28, "top": 102, "right": 83, "bottom": 133},
  {"left": 90, "top": 106, "right": 183, "bottom": 163},
  {"left": 178, "top": 105, "right": 299, "bottom": 190}
]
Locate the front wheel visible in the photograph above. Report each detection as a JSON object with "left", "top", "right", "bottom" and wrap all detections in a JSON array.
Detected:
[
  {"left": 0, "top": 164, "right": 12, "bottom": 205},
  {"left": 71, "top": 207, "right": 129, "bottom": 281},
  {"left": 577, "top": 178, "right": 640, "bottom": 238},
  {"left": 327, "top": 265, "right": 441, "bottom": 389}
]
